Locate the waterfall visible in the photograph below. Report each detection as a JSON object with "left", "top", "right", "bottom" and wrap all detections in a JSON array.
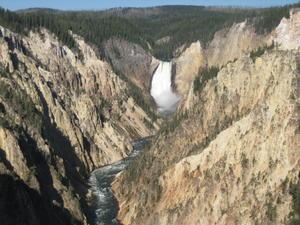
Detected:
[{"left": 150, "top": 61, "right": 180, "bottom": 114}]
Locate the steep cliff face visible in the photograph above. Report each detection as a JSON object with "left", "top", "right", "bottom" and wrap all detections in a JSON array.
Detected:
[
  {"left": 1, "top": 6, "right": 300, "bottom": 225},
  {"left": 172, "top": 9, "right": 300, "bottom": 104},
  {"left": 173, "top": 41, "right": 205, "bottom": 96},
  {"left": 172, "top": 20, "right": 268, "bottom": 102},
  {"left": 113, "top": 13, "right": 300, "bottom": 224},
  {"left": 114, "top": 47, "right": 300, "bottom": 225},
  {"left": 206, "top": 21, "right": 268, "bottom": 67},
  {"left": 274, "top": 9, "right": 300, "bottom": 50},
  {"left": 0, "top": 26, "right": 158, "bottom": 225},
  {"left": 103, "top": 38, "right": 159, "bottom": 92}
]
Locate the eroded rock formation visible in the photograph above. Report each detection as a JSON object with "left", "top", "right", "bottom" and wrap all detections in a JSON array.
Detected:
[
  {"left": 113, "top": 11, "right": 300, "bottom": 225},
  {"left": 0, "top": 26, "right": 158, "bottom": 225}
]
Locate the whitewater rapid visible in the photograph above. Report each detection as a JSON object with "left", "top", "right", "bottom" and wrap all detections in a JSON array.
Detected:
[{"left": 151, "top": 61, "right": 181, "bottom": 114}]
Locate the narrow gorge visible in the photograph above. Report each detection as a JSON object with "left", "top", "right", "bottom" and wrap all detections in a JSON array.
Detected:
[
  {"left": 0, "top": 3, "right": 299, "bottom": 225},
  {"left": 89, "top": 139, "right": 150, "bottom": 225}
]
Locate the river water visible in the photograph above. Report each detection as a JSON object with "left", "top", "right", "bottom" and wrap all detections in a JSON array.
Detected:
[{"left": 89, "top": 139, "right": 149, "bottom": 225}]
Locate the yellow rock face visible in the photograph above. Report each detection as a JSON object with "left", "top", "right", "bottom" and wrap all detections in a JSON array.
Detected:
[
  {"left": 113, "top": 49, "right": 300, "bottom": 225},
  {"left": 173, "top": 41, "right": 205, "bottom": 96},
  {"left": 206, "top": 21, "right": 268, "bottom": 67},
  {"left": 274, "top": 9, "right": 300, "bottom": 50},
  {"left": 0, "top": 25, "right": 159, "bottom": 224}
]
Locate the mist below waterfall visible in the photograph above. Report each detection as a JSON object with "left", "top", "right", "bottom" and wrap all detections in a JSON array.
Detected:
[{"left": 150, "top": 61, "right": 181, "bottom": 114}]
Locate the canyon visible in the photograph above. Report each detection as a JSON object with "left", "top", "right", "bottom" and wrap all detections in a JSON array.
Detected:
[
  {"left": 0, "top": 4, "right": 299, "bottom": 225},
  {"left": 113, "top": 8, "right": 300, "bottom": 225},
  {"left": 0, "top": 25, "right": 158, "bottom": 225}
]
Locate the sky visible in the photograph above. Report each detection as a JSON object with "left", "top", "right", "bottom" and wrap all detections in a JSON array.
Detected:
[{"left": 0, "top": 0, "right": 298, "bottom": 11}]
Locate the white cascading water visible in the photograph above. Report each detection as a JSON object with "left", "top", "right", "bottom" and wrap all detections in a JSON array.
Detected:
[{"left": 151, "top": 61, "right": 181, "bottom": 114}]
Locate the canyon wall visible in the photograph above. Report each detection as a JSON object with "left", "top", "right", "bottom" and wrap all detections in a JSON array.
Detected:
[
  {"left": 173, "top": 9, "right": 300, "bottom": 104},
  {"left": 1, "top": 7, "right": 300, "bottom": 225},
  {"left": 113, "top": 11, "right": 300, "bottom": 225},
  {"left": 0, "top": 26, "right": 158, "bottom": 225},
  {"left": 206, "top": 21, "right": 268, "bottom": 67},
  {"left": 173, "top": 41, "right": 205, "bottom": 96},
  {"left": 172, "top": 19, "right": 268, "bottom": 101},
  {"left": 103, "top": 38, "right": 159, "bottom": 93},
  {"left": 114, "top": 46, "right": 300, "bottom": 225}
]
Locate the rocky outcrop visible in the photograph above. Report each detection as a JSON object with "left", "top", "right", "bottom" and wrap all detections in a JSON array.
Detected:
[
  {"left": 274, "top": 9, "right": 300, "bottom": 50},
  {"left": 172, "top": 20, "right": 267, "bottom": 102},
  {"left": 155, "top": 36, "right": 171, "bottom": 45},
  {"left": 206, "top": 21, "right": 268, "bottom": 67},
  {"left": 103, "top": 38, "right": 159, "bottom": 92},
  {"left": 0, "top": 26, "right": 158, "bottom": 225},
  {"left": 1, "top": 6, "right": 300, "bottom": 225},
  {"left": 172, "top": 41, "right": 205, "bottom": 96},
  {"left": 172, "top": 9, "right": 300, "bottom": 104},
  {"left": 113, "top": 47, "right": 300, "bottom": 225}
]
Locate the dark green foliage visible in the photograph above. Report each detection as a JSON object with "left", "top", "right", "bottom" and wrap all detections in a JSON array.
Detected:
[
  {"left": 104, "top": 49, "right": 159, "bottom": 123},
  {"left": 266, "top": 201, "right": 277, "bottom": 221},
  {"left": 125, "top": 138, "right": 153, "bottom": 183},
  {"left": 143, "top": 117, "right": 155, "bottom": 130},
  {"left": 290, "top": 219, "right": 300, "bottom": 225},
  {"left": 194, "top": 66, "right": 219, "bottom": 93},
  {"left": 0, "top": 66, "right": 9, "bottom": 78},
  {"left": 71, "top": 15, "right": 147, "bottom": 50},
  {"left": 0, "top": 8, "right": 77, "bottom": 51},
  {"left": 1, "top": 4, "right": 298, "bottom": 61},
  {"left": 241, "top": 153, "right": 249, "bottom": 168},
  {"left": 250, "top": 46, "right": 266, "bottom": 61},
  {"left": 9, "top": 53, "right": 19, "bottom": 70},
  {"left": 253, "top": 6, "right": 290, "bottom": 35},
  {"left": 251, "top": 2, "right": 300, "bottom": 34},
  {"left": 296, "top": 55, "right": 300, "bottom": 75},
  {"left": 111, "top": 68, "right": 158, "bottom": 121},
  {"left": 96, "top": 98, "right": 112, "bottom": 123},
  {"left": 126, "top": 80, "right": 158, "bottom": 122},
  {"left": 0, "top": 80, "right": 42, "bottom": 131},
  {"left": 159, "top": 111, "right": 188, "bottom": 135},
  {"left": 51, "top": 6, "right": 253, "bottom": 61},
  {"left": 250, "top": 42, "right": 275, "bottom": 62},
  {"left": 99, "top": 98, "right": 112, "bottom": 110},
  {"left": 136, "top": 6, "right": 253, "bottom": 60},
  {"left": 289, "top": 181, "right": 300, "bottom": 225},
  {"left": 112, "top": 45, "right": 122, "bottom": 59}
]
